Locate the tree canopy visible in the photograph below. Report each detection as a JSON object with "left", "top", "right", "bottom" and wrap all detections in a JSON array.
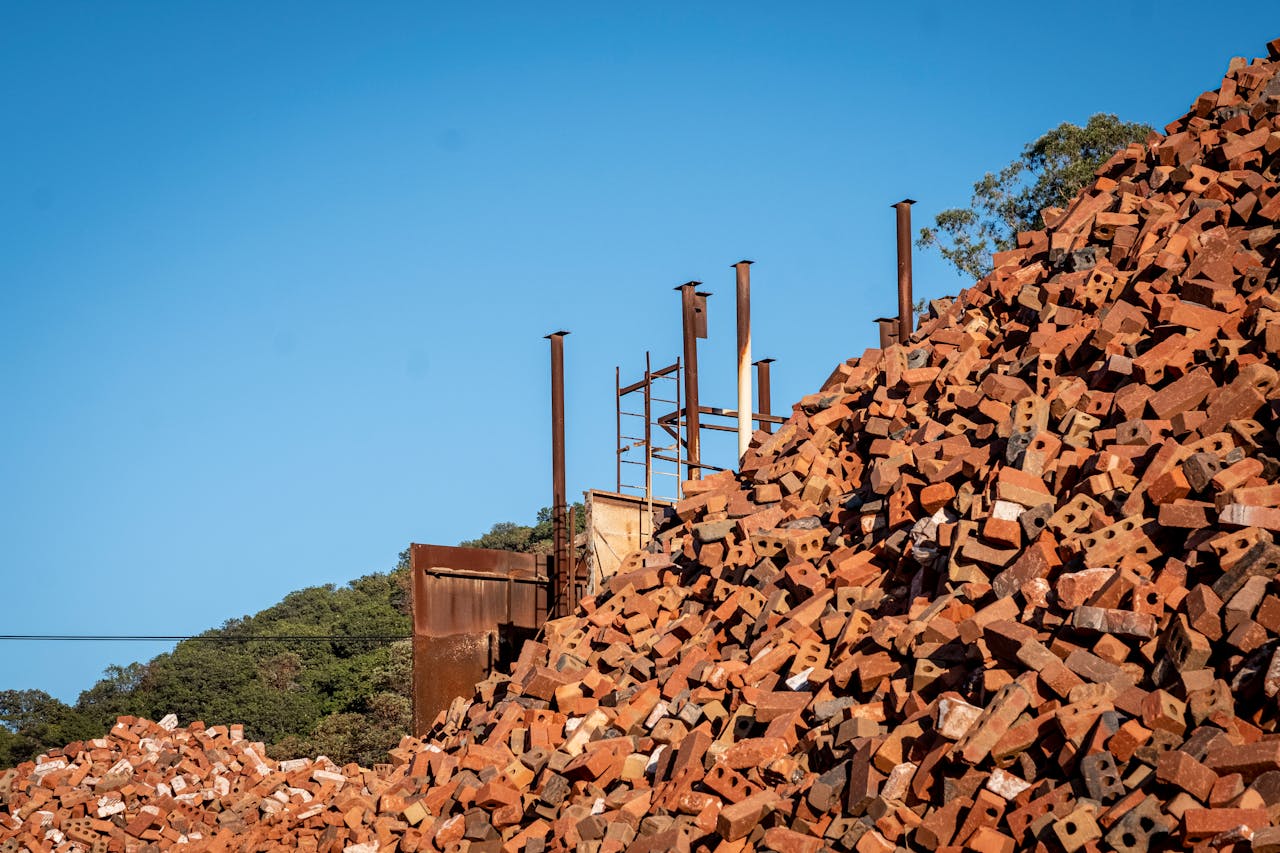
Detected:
[
  {"left": 459, "top": 503, "right": 585, "bottom": 553},
  {"left": 918, "top": 113, "right": 1154, "bottom": 280}
]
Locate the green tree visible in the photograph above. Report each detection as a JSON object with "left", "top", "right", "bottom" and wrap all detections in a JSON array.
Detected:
[
  {"left": 74, "top": 663, "right": 147, "bottom": 734},
  {"left": 461, "top": 504, "right": 584, "bottom": 554},
  {"left": 459, "top": 521, "right": 533, "bottom": 552},
  {"left": 528, "top": 503, "right": 585, "bottom": 552},
  {"left": 918, "top": 113, "right": 1153, "bottom": 280},
  {"left": 267, "top": 642, "right": 413, "bottom": 766},
  {"left": 273, "top": 690, "right": 411, "bottom": 768},
  {"left": 0, "top": 690, "right": 95, "bottom": 766}
]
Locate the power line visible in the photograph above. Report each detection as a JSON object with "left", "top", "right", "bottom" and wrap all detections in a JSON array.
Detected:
[{"left": 0, "top": 635, "right": 411, "bottom": 642}]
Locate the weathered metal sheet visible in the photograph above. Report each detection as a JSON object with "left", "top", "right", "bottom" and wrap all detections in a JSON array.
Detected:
[
  {"left": 410, "top": 544, "right": 548, "bottom": 735},
  {"left": 411, "top": 633, "right": 490, "bottom": 734},
  {"left": 582, "top": 490, "right": 669, "bottom": 593},
  {"left": 410, "top": 544, "right": 545, "bottom": 635}
]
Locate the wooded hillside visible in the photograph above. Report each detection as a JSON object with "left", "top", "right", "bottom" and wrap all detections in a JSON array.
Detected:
[{"left": 0, "top": 504, "right": 582, "bottom": 769}]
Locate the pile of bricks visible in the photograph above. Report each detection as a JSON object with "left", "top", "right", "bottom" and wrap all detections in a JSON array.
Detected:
[
  {"left": 7, "top": 36, "right": 1280, "bottom": 853},
  {"left": 0, "top": 715, "right": 408, "bottom": 852}
]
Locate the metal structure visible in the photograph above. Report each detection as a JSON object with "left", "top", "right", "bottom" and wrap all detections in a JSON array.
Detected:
[
  {"left": 872, "top": 200, "right": 919, "bottom": 348},
  {"left": 412, "top": 259, "right": 794, "bottom": 732},
  {"left": 675, "top": 282, "right": 708, "bottom": 481},
  {"left": 755, "top": 358, "right": 775, "bottom": 435},
  {"left": 616, "top": 354, "right": 683, "bottom": 502},
  {"left": 734, "top": 261, "right": 753, "bottom": 462},
  {"left": 410, "top": 543, "right": 550, "bottom": 734},
  {"left": 412, "top": 231, "right": 914, "bottom": 735},
  {"left": 894, "top": 199, "right": 916, "bottom": 343},
  {"left": 616, "top": 358, "right": 785, "bottom": 502},
  {"left": 546, "top": 331, "right": 570, "bottom": 618},
  {"left": 411, "top": 496, "right": 647, "bottom": 734},
  {"left": 558, "top": 504, "right": 581, "bottom": 620},
  {"left": 616, "top": 274, "right": 784, "bottom": 502},
  {"left": 873, "top": 317, "right": 902, "bottom": 350}
]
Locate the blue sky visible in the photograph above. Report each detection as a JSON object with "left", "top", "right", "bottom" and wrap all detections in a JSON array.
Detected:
[{"left": 1, "top": 3, "right": 1275, "bottom": 703}]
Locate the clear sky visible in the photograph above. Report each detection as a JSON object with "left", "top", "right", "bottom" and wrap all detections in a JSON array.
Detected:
[{"left": 1, "top": 3, "right": 1275, "bottom": 703}]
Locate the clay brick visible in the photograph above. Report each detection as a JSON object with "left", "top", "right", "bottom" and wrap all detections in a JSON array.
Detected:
[
  {"left": 996, "top": 468, "right": 1051, "bottom": 507},
  {"left": 955, "top": 678, "right": 1033, "bottom": 765},
  {"left": 1203, "top": 741, "right": 1280, "bottom": 781},
  {"left": 1220, "top": 503, "right": 1280, "bottom": 530},
  {"left": 1148, "top": 368, "right": 1216, "bottom": 420},
  {"left": 1202, "top": 379, "right": 1268, "bottom": 436},
  {"left": 1156, "top": 749, "right": 1219, "bottom": 802},
  {"left": 1256, "top": 826, "right": 1280, "bottom": 853},
  {"left": 1158, "top": 499, "right": 1213, "bottom": 528},
  {"left": 716, "top": 791, "right": 780, "bottom": 841},
  {"left": 1052, "top": 808, "right": 1101, "bottom": 852},
  {"left": 1071, "top": 606, "right": 1156, "bottom": 639},
  {"left": 1182, "top": 807, "right": 1268, "bottom": 839},
  {"left": 920, "top": 482, "right": 956, "bottom": 513},
  {"left": 762, "top": 827, "right": 823, "bottom": 853},
  {"left": 1148, "top": 467, "right": 1190, "bottom": 504}
]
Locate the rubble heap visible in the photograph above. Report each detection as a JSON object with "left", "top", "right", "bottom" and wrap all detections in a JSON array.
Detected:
[{"left": 7, "top": 36, "right": 1280, "bottom": 853}]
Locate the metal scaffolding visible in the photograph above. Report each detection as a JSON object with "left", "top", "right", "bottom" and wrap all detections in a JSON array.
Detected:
[
  {"left": 616, "top": 353, "right": 683, "bottom": 503},
  {"left": 616, "top": 356, "right": 784, "bottom": 504}
]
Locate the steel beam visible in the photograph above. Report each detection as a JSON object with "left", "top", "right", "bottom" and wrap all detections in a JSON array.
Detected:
[
  {"left": 545, "top": 330, "right": 569, "bottom": 616},
  {"left": 675, "top": 283, "right": 704, "bottom": 482},
  {"left": 734, "top": 260, "right": 753, "bottom": 462},
  {"left": 755, "top": 357, "right": 775, "bottom": 435},
  {"left": 893, "top": 199, "right": 916, "bottom": 344}
]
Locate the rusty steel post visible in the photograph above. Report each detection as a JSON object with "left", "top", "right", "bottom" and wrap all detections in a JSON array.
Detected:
[
  {"left": 874, "top": 317, "right": 898, "bottom": 350},
  {"left": 755, "top": 358, "right": 775, "bottom": 434},
  {"left": 734, "top": 261, "right": 753, "bottom": 462},
  {"left": 545, "top": 330, "right": 569, "bottom": 617},
  {"left": 676, "top": 282, "right": 703, "bottom": 481},
  {"left": 894, "top": 199, "right": 916, "bottom": 344},
  {"left": 566, "top": 504, "right": 576, "bottom": 613}
]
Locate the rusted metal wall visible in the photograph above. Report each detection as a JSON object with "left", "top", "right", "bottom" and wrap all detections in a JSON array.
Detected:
[{"left": 410, "top": 543, "right": 548, "bottom": 735}]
